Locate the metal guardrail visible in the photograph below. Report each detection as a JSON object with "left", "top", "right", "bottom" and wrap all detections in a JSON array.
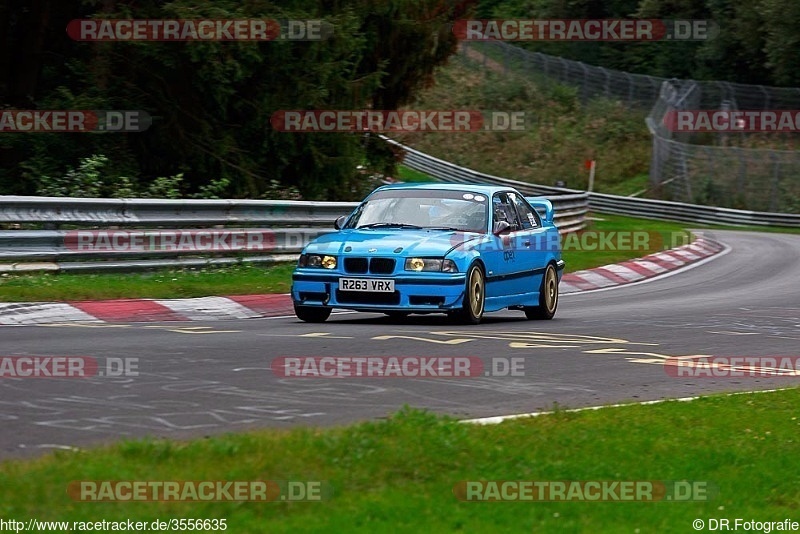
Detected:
[
  {"left": 4, "top": 136, "right": 794, "bottom": 274},
  {"left": 385, "top": 137, "right": 800, "bottom": 228},
  {"left": 0, "top": 228, "right": 337, "bottom": 273},
  {"left": 0, "top": 197, "right": 357, "bottom": 227},
  {"left": 0, "top": 197, "right": 355, "bottom": 271},
  {"left": 589, "top": 192, "right": 800, "bottom": 227},
  {"left": 0, "top": 172, "right": 589, "bottom": 271}
]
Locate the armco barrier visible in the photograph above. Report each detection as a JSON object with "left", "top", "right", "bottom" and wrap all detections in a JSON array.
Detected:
[
  {"left": 0, "top": 197, "right": 357, "bottom": 227},
  {"left": 383, "top": 136, "right": 800, "bottom": 228},
  {"left": 8, "top": 134, "right": 793, "bottom": 273},
  {"left": 0, "top": 183, "right": 588, "bottom": 272},
  {"left": 588, "top": 192, "right": 800, "bottom": 227}
]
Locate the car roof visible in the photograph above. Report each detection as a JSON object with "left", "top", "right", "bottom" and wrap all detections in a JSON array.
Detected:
[{"left": 373, "top": 182, "right": 511, "bottom": 195}]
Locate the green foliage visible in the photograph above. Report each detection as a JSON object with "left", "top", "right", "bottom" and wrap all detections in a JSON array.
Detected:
[
  {"left": 36, "top": 155, "right": 134, "bottom": 198},
  {"left": 193, "top": 177, "right": 232, "bottom": 200},
  {"left": 694, "top": 175, "right": 723, "bottom": 206},
  {"left": 395, "top": 58, "right": 651, "bottom": 194},
  {"left": 7, "top": 0, "right": 800, "bottom": 202},
  {"left": 140, "top": 174, "right": 184, "bottom": 199},
  {"left": 492, "top": 0, "right": 800, "bottom": 86},
  {"left": 0, "top": 0, "right": 467, "bottom": 200},
  {"left": 35, "top": 154, "right": 184, "bottom": 199}
]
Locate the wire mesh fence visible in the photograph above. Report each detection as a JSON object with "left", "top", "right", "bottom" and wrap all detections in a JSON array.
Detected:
[
  {"left": 458, "top": 40, "right": 800, "bottom": 213},
  {"left": 458, "top": 39, "right": 666, "bottom": 107},
  {"left": 648, "top": 80, "right": 800, "bottom": 212}
]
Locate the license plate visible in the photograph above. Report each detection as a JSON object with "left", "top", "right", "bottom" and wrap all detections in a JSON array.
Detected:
[{"left": 339, "top": 278, "right": 395, "bottom": 293}]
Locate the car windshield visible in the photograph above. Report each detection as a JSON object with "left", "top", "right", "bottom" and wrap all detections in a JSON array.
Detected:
[{"left": 345, "top": 189, "right": 488, "bottom": 233}]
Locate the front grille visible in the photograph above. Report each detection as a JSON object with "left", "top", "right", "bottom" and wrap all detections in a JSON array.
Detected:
[
  {"left": 369, "top": 258, "right": 396, "bottom": 274},
  {"left": 344, "top": 257, "right": 368, "bottom": 273},
  {"left": 344, "top": 257, "right": 396, "bottom": 274},
  {"left": 336, "top": 290, "right": 400, "bottom": 305}
]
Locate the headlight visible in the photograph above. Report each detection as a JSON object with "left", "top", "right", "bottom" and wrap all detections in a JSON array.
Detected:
[
  {"left": 299, "top": 254, "right": 337, "bottom": 269},
  {"left": 405, "top": 258, "right": 458, "bottom": 272},
  {"left": 321, "top": 256, "right": 337, "bottom": 269}
]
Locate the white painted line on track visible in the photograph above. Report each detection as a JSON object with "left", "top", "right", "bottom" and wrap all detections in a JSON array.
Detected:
[
  {"left": 259, "top": 311, "right": 360, "bottom": 320},
  {"left": 462, "top": 387, "right": 794, "bottom": 425}
]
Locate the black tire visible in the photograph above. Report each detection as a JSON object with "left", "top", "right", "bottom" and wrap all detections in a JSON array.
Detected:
[
  {"left": 294, "top": 304, "right": 332, "bottom": 323},
  {"left": 454, "top": 263, "right": 485, "bottom": 325},
  {"left": 524, "top": 263, "right": 558, "bottom": 320}
]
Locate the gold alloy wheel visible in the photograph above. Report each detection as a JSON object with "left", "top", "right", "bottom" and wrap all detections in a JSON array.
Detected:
[
  {"left": 468, "top": 266, "right": 485, "bottom": 318},
  {"left": 524, "top": 263, "right": 559, "bottom": 320},
  {"left": 544, "top": 264, "right": 558, "bottom": 314}
]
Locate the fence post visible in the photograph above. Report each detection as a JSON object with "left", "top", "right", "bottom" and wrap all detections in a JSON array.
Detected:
[
  {"left": 759, "top": 85, "right": 770, "bottom": 109},
  {"left": 736, "top": 149, "right": 746, "bottom": 206},
  {"left": 579, "top": 62, "right": 590, "bottom": 102},
  {"left": 769, "top": 153, "right": 781, "bottom": 212},
  {"left": 680, "top": 149, "right": 692, "bottom": 203},
  {"left": 649, "top": 135, "right": 662, "bottom": 191},
  {"left": 625, "top": 72, "right": 634, "bottom": 106}
]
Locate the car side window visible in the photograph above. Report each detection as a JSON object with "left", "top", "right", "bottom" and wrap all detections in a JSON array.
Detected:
[
  {"left": 509, "top": 193, "right": 540, "bottom": 230},
  {"left": 492, "top": 193, "right": 521, "bottom": 231}
]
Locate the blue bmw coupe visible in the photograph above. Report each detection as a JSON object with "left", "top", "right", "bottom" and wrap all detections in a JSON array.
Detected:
[{"left": 291, "top": 183, "right": 564, "bottom": 324}]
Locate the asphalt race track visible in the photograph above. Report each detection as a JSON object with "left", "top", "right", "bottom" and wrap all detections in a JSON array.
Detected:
[{"left": 1, "top": 230, "right": 799, "bottom": 457}]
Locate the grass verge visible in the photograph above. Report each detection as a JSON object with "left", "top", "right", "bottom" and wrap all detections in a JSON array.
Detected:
[
  {"left": 397, "top": 165, "right": 436, "bottom": 183},
  {"left": 2, "top": 389, "right": 798, "bottom": 532},
  {"left": 565, "top": 213, "right": 691, "bottom": 272},
  {"left": 0, "top": 263, "right": 295, "bottom": 302}
]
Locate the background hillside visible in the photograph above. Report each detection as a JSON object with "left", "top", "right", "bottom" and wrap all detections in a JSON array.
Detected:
[{"left": 2, "top": 0, "right": 799, "bottom": 201}]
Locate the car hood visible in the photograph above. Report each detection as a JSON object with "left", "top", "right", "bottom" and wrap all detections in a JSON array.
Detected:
[{"left": 304, "top": 229, "right": 482, "bottom": 256}]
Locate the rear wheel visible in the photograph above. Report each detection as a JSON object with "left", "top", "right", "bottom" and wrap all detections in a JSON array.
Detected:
[
  {"left": 524, "top": 263, "right": 558, "bottom": 320},
  {"left": 454, "top": 263, "right": 485, "bottom": 325},
  {"left": 294, "top": 304, "right": 332, "bottom": 323}
]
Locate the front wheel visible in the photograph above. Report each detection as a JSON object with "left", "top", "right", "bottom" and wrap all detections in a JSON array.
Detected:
[
  {"left": 524, "top": 263, "right": 559, "bottom": 320},
  {"left": 294, "top": 304, "right": 332, "bottom": 323},
  {"left": 454, "top": 263, "right": 485, "bottom": 325}
]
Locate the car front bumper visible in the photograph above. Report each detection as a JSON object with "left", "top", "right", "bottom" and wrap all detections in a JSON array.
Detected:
[{"left": 291, "top": 271, "right": 467, "bottom": 312}]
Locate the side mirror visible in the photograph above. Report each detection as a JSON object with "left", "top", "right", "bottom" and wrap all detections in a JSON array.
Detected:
[
  {"left": 334, "top": 216, "right": 347, "bottom": 230},
  {"left": 492, "top": 220, "right": 511, "bottom": 236}
]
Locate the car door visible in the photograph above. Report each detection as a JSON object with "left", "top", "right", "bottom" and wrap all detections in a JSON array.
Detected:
[
  {"left": 484, "top": 192, "right": 526, "bottom": 299},
  {"left": 508, "top": 191, "right": 549, "bottom": 297}
]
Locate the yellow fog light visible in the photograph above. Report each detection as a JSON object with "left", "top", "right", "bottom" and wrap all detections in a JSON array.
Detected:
[
  {"left": 408, "top": 258, "right": 425, "bottom": 271},
  {"left": 321, "top": 255, "right": 337, "bottom": 269}
]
